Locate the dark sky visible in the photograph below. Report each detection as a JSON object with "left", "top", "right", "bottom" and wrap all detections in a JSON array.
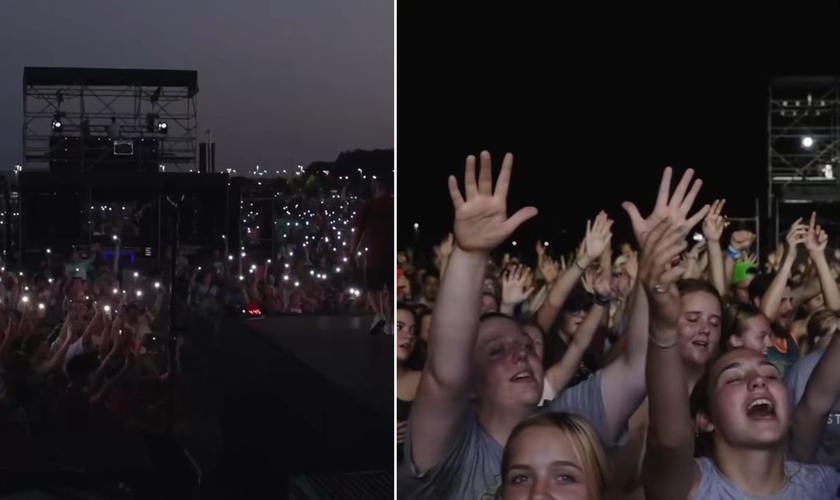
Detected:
[
  {"left": 398, "top": 5, "right": 840, "bottom": 261},
  {"left": 0, "top": 0, "right": 393, "bottom": 172}
]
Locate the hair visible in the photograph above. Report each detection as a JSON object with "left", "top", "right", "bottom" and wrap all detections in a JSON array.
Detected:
[
  {"left": 561, "top": 283, "right": 593, "bottom": 313},
  {"left": 677, "top": 278, "right": 722, "bottom": 304},
  {"left": 423, "top": 269, "right": 440, "bottom": 282},
  {"left": 805, "top": 309, "right": 840, "bottom": 354},
  {"left": 721, "top": 303, "right": 765, "bottom": 352},
  {"left": 397, "top": 303, "right": 426, "bottom": 370},
  {"left": 499, "top": 413, "right": 609, "bottom": 500}
]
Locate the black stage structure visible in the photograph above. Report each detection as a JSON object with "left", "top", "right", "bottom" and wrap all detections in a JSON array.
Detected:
[
  {"left": 767, "top": 76, "right": 840, "bottom": 249},
  {"left": 15, "top": 171, "right": 228, "bottom": 268},
  {"left": 181, "top": 312, "right": 393, "bottom": 500},
  {"left": 23, "top": 67, "right": 199, "bottom": 174}
]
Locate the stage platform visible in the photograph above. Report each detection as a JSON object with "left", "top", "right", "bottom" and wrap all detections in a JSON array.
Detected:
[
  {"left": 179, "top": 312, "right": 393, "bottom": 499},
  {"left": 246, "top": 316, "right": 392, "bottom": 419}
]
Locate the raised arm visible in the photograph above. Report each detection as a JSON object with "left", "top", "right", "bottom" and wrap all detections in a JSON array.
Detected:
[
  {"left": 545, "top": 267, "right": 610, "bottom": 395},
  {"left": 702, "top": 199, "right": 726, "bottom": 296},
  {"left": 535, "top": 212, "right": 612, "bottom": 332},
  {"left": 410, "top": 152, "right": 537, "bottom": 472},
  {"left": 760, "top": 220, "right": 806, "bottom": 321},
  {"left": 640, "top": 218, "right": 701, "bottom": 500},
  {"left": 601, "top": 167, "right": 709, "bottom": 441},
  {"left": 804, "top": 212, "right": 840, "bottom": 311}
]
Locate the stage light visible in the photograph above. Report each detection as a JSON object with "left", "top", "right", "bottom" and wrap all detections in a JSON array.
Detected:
[
  {"left": 51, "top": 119, "right": 62, "bottom": 130},
  {"left": 824, "top": 164, "right": 834, "bottom": 179},
  {"left": 802, "top": 136, "right": 814, "bottom": 148},
  {"left": 157, "top": 121, "right": 168, "bottom": 133}
]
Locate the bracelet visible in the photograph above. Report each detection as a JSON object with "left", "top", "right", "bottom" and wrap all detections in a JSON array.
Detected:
[
  {"left": 574, "top": 260, "right": 586, "bottom": 272},
  {"left": 649, "top": 334, "right": 680, "bottom": 349},
  {"left": 727, "top": 246, "right": 741, "bottom": 259},
  {"left": 595, "top": 295, "right": 610, "bottom": 307}
]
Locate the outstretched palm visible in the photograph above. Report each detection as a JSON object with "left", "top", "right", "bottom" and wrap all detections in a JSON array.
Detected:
[
  {"left": 622, "top": 167, "right": 710, "bottom": 247},
  {"left": 448, "top": 152, "right": 538, "bottom": 253}
]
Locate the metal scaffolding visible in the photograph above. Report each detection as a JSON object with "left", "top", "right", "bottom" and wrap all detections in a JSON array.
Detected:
[
  {"left": 767, "top": 76, "right": 840, "bottom": 245},
  {"left": 23, "top": 67, "right": 199, "bottom": 172}
]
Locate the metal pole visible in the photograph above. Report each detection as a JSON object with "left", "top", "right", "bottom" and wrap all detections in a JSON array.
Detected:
[
  {"left": 755, "top": 197, "right": 761, "bottom": 265},
  {"left": 166, "top": 195, "right": 179, "bottom": 439},
  {"left": 775, "top": 197, "right": 780, "bottom": 250},
  {"left": 208, "top": 130, "right": 213, "bottom": 173}
]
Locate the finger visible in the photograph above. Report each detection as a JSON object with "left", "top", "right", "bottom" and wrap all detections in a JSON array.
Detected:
[
  {"left": 622, "top": 202, "right": 644, "bottom": 231},
  {"left": 586, "top": 219, "right": 592, "bottom": 239},
  {"left": 679, "top": 178, "right": 703, "bottom": 215},
  {"left": 447, "top": 176, "right": 465, "bottom": 210},
  {"left": 717, "top": 199, "right": 726, "bottom": 215},
  {"left": 670, "top": 168, "right": 695, "bottom": 210},
  {"left": 478, "top": 151, "right": 493, "bottom": 196},
  {"left": 493, "top": 152, "right": 515, "bottom": 200},
  {"left": 463, "top": 155, "right": 478, "bottom": 200},
  {"left": 523, "top": 287, "right": 535, "bottom": 297},
  {"left": 658, "top": 262, "right": 687, "bottom": 286},
  {"left": 654, "top": 167, "right": 673, "bottom": 210},
  {"left": 685, "top": 204, "right": 712, "bottom": 230},
  {"left": 502, "top": 206, "right": 538, "bottom": 235},
  {"left": 652, "top": 226, "right": 690, "bottom": 262},
  {"left": 811, "top": 212, "right": 817, "bottom": 229},
  {"left": 643, "top": 218, "right": 674, "bottom": 255}
]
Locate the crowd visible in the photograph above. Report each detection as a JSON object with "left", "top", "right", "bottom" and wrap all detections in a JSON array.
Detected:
[
  {"left": 0, "top": 179, "right": 383, "bottom": 440},
  {"left": 0, "top": 244, "right": 174, "bottom": 437},
  {"left": 185, "top": 191, "right": 374, "bottom": 317},
  {"left": 397, "top": 152, "right": 840, "bottom": 500}
]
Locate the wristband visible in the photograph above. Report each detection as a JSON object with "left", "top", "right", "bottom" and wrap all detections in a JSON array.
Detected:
[
  {"left": 595, "top": 295, "right": 610, "bottom": 307},
  {"left": 727, "top": 246, "right": 741, "bottom": 259},
  {"left": 574, "top": 260, "right": 586, "bottom": 272}
]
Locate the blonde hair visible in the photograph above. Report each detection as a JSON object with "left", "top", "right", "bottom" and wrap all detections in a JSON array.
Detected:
[
  {"left": 499, "top": 412, "right": 609, "bottom": 500},
  {"left": 805, "top": 309, "right": 840, "bottom": 354}
]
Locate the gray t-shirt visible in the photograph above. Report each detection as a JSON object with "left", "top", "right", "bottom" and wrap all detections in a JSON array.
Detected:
[
  {"left": 400, "top": 370, "right": 610, "bottom": 500},
  {"left": 693, "top": 456, "right": 838, "bottom": 499},
  {"left": 785, "top": 349, "right": 840, "bottom": 469}
]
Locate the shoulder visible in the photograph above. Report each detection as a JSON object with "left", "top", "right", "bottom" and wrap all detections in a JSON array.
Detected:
[
  {"left": 785, "top": 461, "right": 840, "bottom": 494},
  {"left": 786, "top": 349, "right": 824, "bottom": 382}
]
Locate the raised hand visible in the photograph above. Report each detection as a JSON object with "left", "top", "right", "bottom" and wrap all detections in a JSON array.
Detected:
[
  {"left": 640, "top": 219, "right": 689, "bottom": 331},
  {"left": 739, "top": 252, "right": 759, "bottom": 267},
  {"left": 448, "top": 152, "right": 538, "bottom": 253},
  {"left": 622, "top": 167, "right": 710, "bottom": 247},
  {"left": 687, "top": 239, "right": 707, "bottom": 261},
  {"left": 583, "top": 211, "right": 613, "bottom": 264},
  {"left": 805, "top": 212, "right": 828, "bottom": 253},
  {"left": 591, "top": 267, "right": 612, "bottom": 298},
  {"left": 535, "top": 240, "right": 546, "bottom": 258},
  {"left": 438, "top": 233, "right": 455, "bottom": 258},
  {"left": 786, "top": 217, "right": 809, "bottom": 251},
  {"left": 540, "top": 256, "right": 560, "bottom": 284},
  {"left": 501, "top": 265, "right": 535, "bottom": 306},
  {"left": 702, "top": 199, "right": 726, "bottom": 242}
]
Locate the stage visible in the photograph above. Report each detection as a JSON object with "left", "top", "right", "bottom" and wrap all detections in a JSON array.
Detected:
[
  {"left": 179, "top": 313, "right": 393, "bottom": 499},
  {"left": 246, "top": 315, "right": 392, "bottom": 420}
]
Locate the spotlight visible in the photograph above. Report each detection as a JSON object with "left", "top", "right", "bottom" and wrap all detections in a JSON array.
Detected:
[
  {"left": 802, "top": 136, "right": 814, "bottom": 148},
  {"left": 157, "top": 121, "right": 168, "bottom": 133}
]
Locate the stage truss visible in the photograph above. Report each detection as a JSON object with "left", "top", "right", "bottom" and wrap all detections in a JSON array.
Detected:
[
  {"left": 767, "top": 76, "right": 840, "bottom": 245},
  {"left": 23, "top": 67, "right": 199, "bottom": 172}
]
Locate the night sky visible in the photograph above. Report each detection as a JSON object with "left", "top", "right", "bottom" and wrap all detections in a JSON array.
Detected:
[
  {"left": 398, "top": 6, "right": 840, "bottom": 262},
  {"left": 0, "top": 0, "right": 393, "bottom": 173}
]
